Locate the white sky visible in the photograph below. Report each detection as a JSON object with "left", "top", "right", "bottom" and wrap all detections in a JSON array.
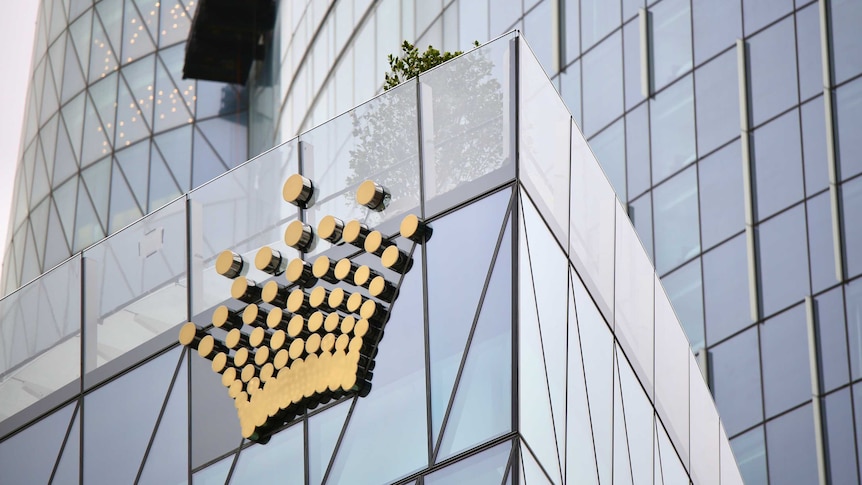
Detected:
[{"left": 0, "top": 3, "right": 40, "bottom": 279}]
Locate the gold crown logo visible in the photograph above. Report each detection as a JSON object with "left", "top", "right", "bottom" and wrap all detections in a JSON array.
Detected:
[{"left": 179, "top": 175, "right": 431, "bottom": 441}]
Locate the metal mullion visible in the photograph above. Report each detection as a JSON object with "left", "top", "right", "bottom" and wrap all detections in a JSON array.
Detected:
[
  {"left": 638, "top": 8, "right": 653, "bottom": 98},
  {"left": 805, "top": 296, "right": 829, "bottom": 484}
]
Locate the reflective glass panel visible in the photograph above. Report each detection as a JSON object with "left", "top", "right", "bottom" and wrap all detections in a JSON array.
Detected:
[
  {"left": 710, "top": 327, "right": 762, "bottom": 436},
  {"left": 757, "top": 204, "right": 809, "bottom": 316},
  {"left": 847, "top": 279, "right": 862, "bottom": 381},
  {"left": 582, "top": 31, "right": 623, "bottom": 136},
  {"left": 807, "top": 192, "right": 838, "bottom": 295},
  {"left": 695, "top": 50, "right": 739, "bottom": 156},
  {"left": 651, "top": 0, "right": 692, "bottom": 91},
  {"left": 653, "top": 166, "right": 699, "bottom": 274},
  {"left": 626, "top": 103, "right": 650, "bottom": 199},
  {"left": 844, "top": 176, "right": 862, "bottom": 279},
  {"left": 229, "top": 422, "right": 303, "bottom": 484},
  {"left": 698, "top": 140, "right": 744, "bottom": 250},
  {"left": 830, "top": 0, "right": 862, "bottom": 85},
  {"left": 690, "top": 354, "right": 719, "bottom": 485},
  {"left": 731, "top": 426, "right": 767, "bottom": 485},
  {"left": 0, "top": 402, "right": 75, "bottom": 485},
  {"left": 591, "top": 119, "right": 626, "bottom": 200},
  {"left": 796, "top": 4, "right": 822, "bottom": 102},
  {"left": 801, "top": 96, "right": 828, "bottom": 196},
  {"left": 748, "top": 18, "right": 797, "bottom": 127},
  {"left": 650, "top": 75, "right": 695, "bottom": 184},
  {"left": 692, "top": 0, "right": 741, "bottom": 66},
  {"left": 654, "top": 280, "right": 690, "bottom": 461},
  {"left": 765, "top": 403, "right": 818, "bottom": 485},
  {"left": 581, "top": 0, "right": 620, "bottom": 50},
  {"left": 823, "top": 388, "right": 859, "bottom": 484},
  {"left": 835, "top": 77, "right": 862, "bottom": 182},
  {"left": 662, "top": 258, "right": 704, "bottom": 352},
  {"left": 425, "top": 440, "right": 510, "bottom": 485},
  {"left": 814, "top": 287, "right": 850, "bottom": 393},
  {"left": 760, "top": 304, "right": 811, "bottom": 417},
  {"left": 753, "top": 109, "right": 804, "bottom": 220},
  {"left": 703, "top": 235, "right": 752, "bottom": 344}
]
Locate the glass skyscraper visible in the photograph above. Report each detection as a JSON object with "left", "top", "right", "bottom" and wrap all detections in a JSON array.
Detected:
[{"left": 3, "top": 0, "right": 862, "bottom": 484}]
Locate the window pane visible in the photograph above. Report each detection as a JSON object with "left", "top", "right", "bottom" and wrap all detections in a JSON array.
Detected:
[
  {"left": 757, "top": 205, "right": 809, "bottom": 316},
  {"left": 650, "top": 75, "right": 695, "bottom": 183},
  {"left": 623, "top": 19, "right": 644, "bottom": 111},
  {"left": 692, "top": 0, "right": 741, "bottom": 66},
  {"left": 748, "top": 18, "right": 797, "bottom": 127},
  {"left": 847, "top": 278, "right": 862, "bottom": 381},
  {"left": 582, "top": 32, "right": 623, "bottom": 136},
  {"left": 814, "top": 287, "right": 850, "bottom": 393},
  {"left": 590, "top": 119, "right": 626, "bottom": 199},
  {"left": 801, "top": 96, "right": 828, "bottom": 196},
  {"left": 731, "top": 426, "right": 768, "bottom": 485},
  {"left": 651, "top": 0, "right": 692, "bottom": 91},
  {"left": 743, "top": 0, "right": 793, "bottom": 35},
  {"left": 629, "top": 193, "right": 653, "bottom": 262},
  {"left": 625, "top": 103, "right": 651, "bottom": 200},
  {"left": 830, "top": 0, "right": 862, "bottom": 85},
  {"left": 695, "top": 50, "right": 739, "bottom": 156},
  {"left": 765, "top": 403, "right": 818, "bottom": 485},
  {"left": 835, "top": 77, "right": 862, "bottom": 182},
  {"left": 796, "top": 4, "right": 823, "bottom": 102},
  {"left": 653, "top": 166, "right": 700, "bottom": 274},
  {"left": 753, "top": 109, "right": 804, "bottom": 220},
  {"left": 699, "top": 140, "right": 745, "bottom": 250},
  {"left": 807, "top": 192, "right": 838, "bottom": 295},
  {"left": 581, "top": 0, "right": 621, "bottom": 50},
  {"left": 823, "top": 388, "right": 859, "bottom": 484},
  {"left": 760, "top": 304, "right": 811, "bottom": 417},
  {"left": 841, "top": 175, "right": 862, "bottom": 279},
  {"left": 0, "top": 402, "right": 76, "bottom": 484},
  {"left": 662, "top": 258, "right": 704, "bottom": 352},
  {"left": 560, "top": 60, "right": 581, "bottom": 127},
  {"left": 710, "top": 327, "right": 763, "bottom": 436},
  {"left": 704, "top": 234, "right": 752, "bottom": 344}
]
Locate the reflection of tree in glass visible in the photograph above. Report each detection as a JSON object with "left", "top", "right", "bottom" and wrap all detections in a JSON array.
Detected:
[{"left": 347, "top": 41, "right": 505, "bottom": 211}]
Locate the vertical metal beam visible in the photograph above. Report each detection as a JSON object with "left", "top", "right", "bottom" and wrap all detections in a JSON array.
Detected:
[
  {"left": 737, "top": 39, "right": 761, "bottom": 323},
  {"left": 806, "top": 296, "right": 829, "bottom": 485},
  {"left": 551, "top": 0, "right": 562, "bottom": 74},
  {"left": 639, "top": 8, "right": 653, "bottom": 98},
  {"left": 819, "top": 0, "right": 846, "bottom": 282}
]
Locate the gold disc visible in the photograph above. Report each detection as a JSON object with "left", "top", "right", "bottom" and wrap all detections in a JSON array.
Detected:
[
  {"left": 260, "top": 362, "right": 274, "bottom": 382},
  {"left": 354, "top": 265, "right": 371, "bottom": 286},
  {"left": 324, "top": 312, "right": 339, "bottom": 332},
  {"left": 274, "top": 349, "right": 289, "bottom": 369},
  {"left": 270, "top": 330, "right": 287, "bottom": 350},
  {"left": 226, "top": 328, "right": 243, "bottom": 349},
  {"left": 355, "top": 180, "right": 378, "bottom": 206},
  {"left": 211, "top": 352, "right": 228, "bottom": 373},
  {"left": 311, "top": 256, "right": 331, "bottom": 279},
  {"left": 228, "top": 380, "right": 243, "bottom": 398},
  {"left": 348, "top": 336, "right": 364, "bottom": 353},
  {"left": 266, "top": 308, "right": 284, "bottom": 330},
  {"left": 241, "top": 364, "right": 255, "bottom": 382},
  {"left": 309, "top": 286, "right": 327, "bottom": 308},
  {"left": 261, "top": 281, "right": 280, "bottom": 304},
  {"left": 334, "top": 258, "right": 353, "bottom": 280},
  {"left": 328, "top": 287, "right": 346, "bottom": 308},
  {"left": 215, "top": 250, "right": 240, "bottom": 276},
  {"left": 250, "top": 326, "right": 266, "bottom": 347},
  {"left": 234, "top": 347, "right": 250, "bottom": 367},
  {"left": 321, "top": 333, "right": 336, "bottom": 352},
  {"left": 229, "top": 277, "right": 251, "bottom": 300},
  {"left": 360, "top": 300, "right": 378, "bottom": 320},
  {"left": 307, "top": 311, "right": 324, "bottom": 332},
  {"left": 318, "top": 215, "right": 342, "bottom": 241},
  {"left": 381, "top": 245, "right": 400, "bottom": 269},
  {"left": 222, "top": 367, "right": 237, "bottom": 387},
  {"left": 287, "top": 315, "right": 304, "bottom": 337},
  {"left": 284, "top": 220, "right": 310, "bottom": 247},
  {"left": 342, "top": 220, "right": 364, "bottom": 243},
  {"left": 254, "top": 246, "right": 275, "bottom": 271},
  {"left": 400, "top": 213, "right": 420, "bottom": 239},
  {"left": 285, "top": 259, "right": 306, "bottom": 283},
  {"left": 340, "top": 315, "right": 356, "bottom": 334},
  {"left": 255, "top": 346, "right": 270, "bottom": 366},
  {"left": 346, "top": 293, "right": 363, "bottom": 312},
  {"left": 363, "top": 231, "right": 383, "bottom": 253},
  {"left": 287, "top": 289, "right": 306, "bottom": 313},
  {"left": 289, "top": 339, "right": 305, "bottom": 360},
  {"left": 242, "top": 304, "right": 260, "bottom": 325},
  {"left": 306, "top": 333, "right": 322, "bottom": 354},
  {"left": 368, "top": 276, "right": 387, "bottom": 298},
  {"left": 197, "top": 335, "right": 215, "bottom": 358},
  {"left": 178, "top": 322, "right": 198, "bottom": 346},
  {"left": 283, "top": 174, "right": 309, "bottom": 203},
  {"left": 212, "top": 305, "right": 230, "bottom": 328},
  {"left": 335, "top": 334, "right": 349, "bottom": 352},
  {"left": 353, "top": 318, "right": 369, "bottom": 338}
]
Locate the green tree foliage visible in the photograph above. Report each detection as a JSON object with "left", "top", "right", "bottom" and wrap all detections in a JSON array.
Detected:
[{"left": 383, "top": 41, "right": 472, "bottom": 90}]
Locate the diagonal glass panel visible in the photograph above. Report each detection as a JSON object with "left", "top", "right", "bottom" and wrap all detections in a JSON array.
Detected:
[
  {"left": 30, "top": 198, "right": 51, "bottom": 269},
  {"left": 618, "top": 345, "right": 655, "bottom": 485},
  {"left": 30, "top": 142, "right": 51, "bottom": 207},
  {"left": 519, "top": 37, "right": 571, "bottom": 245},
  {"left": 73, "top": 177, "right": 105, "bottom": 251},
  {"left": 719, "top": 424, "right": 745, "bottom": 485},
  {"left": 53, "top": 118, "right": 78, "bottom": 188},
  {"left": 425, "top": 440, "right": 511, "bottom": 485},
  {"left": 153, "top": 125, "right": 192, "bottom": 192},
  {"left": 122, "top": 54, "right": 157, "bottom": 130},
  {"left": 121, "top": 0, "right": 157, "bottom": 65},
  {"left": 21, "top": 224, "right": 41, "bottom": 284},
  {"left": 83, "top": 347, "right": 181, "bottom": 484},
  {"left": 572, "top": 267, "right": 613, "bottom": 485},
  {"left": 81, "top": 156, "right": 112, "bottom": 229},
  {"left": 80, "top": 93, "right": 113, "bottom": 167},
  {"left": 154, "top": 51, "right": 194, "bottom": 132},
  {"left": 61, "top": 32, "right": 86, "bottom": 104},
  {"left": 138, "top": 355, "right": 189, "bottom": 485},
  {"left": 133, "top": 0, "right": 160, "bottom": 41},
  {"left": 39, "top": 58, "right": 60, "bottom": 126},
  {"left": 96, "top": 0, "right": 122, "bottom": 64},
  {"left": 428, "top": 188, "right": 511, "bottom": 445},
  {"left": 565, "top": 269, "right": 598, "bottom": 485},
  {"left": 109, "top": 159, "right": 144, "bottom": 232},
  {"left": 88, "top": 10, "right": 119, "bottom": 82},
  {"left": 437, "top": 219, "right": 512, "bottom": 461},
  {"left": 654, "top": 276, "right": 690, "bottom": 466},
  {"left": 654, "top": 424, "right": 664, "bottom": 485},
  {"left": 53, "top": 176, "right": 78, "bottom": 247},
  {"left": 116, "top": 139, "right": 152, "bottom": 210},
  {"left": 326, "top": 245, "right": 427, "bottom": 484},
  {"left": 520, "top": 442, "right": 553, "bottom": 485},
  {"left": 159, "top": 0, "right": 192, "bottom": 47},
  {"left": 518, "top": 199, "right": 562, "bottom": 483},
  {"left": 0, "top": 401, "right": 75, "bottom": 485},
  {"left": 521, "top": 191, "right": 568, "bottom": 474},
  {"left": 689, "top": 353, "right": 719, "bottom": 485},
  {"left": 229, "top": 422, "right": 303, "bottom": 484},
  {"left": 656, "top": 419, "right": 688, "bottom": 485},
  {"left": 115, "top": 75, "right": 154, "bottom": 147},
  {"left": 62, "top": 92, "right": 86, "bottom": 164},
  {"left": 190, "top": 347, "right": 241, "bottom": 468},
  {"left": 613, "top": 351, "right": 634, "bottom": 485},
  {"left": 41, "top": 111, "right": 61, "bottom": 185},
  {"left": 193, "top": 454, "right": 234, "bottom": 485},
  {"left": 197, "top": 116, "right": 248, "bottom": 169},
  {"left": 148, "top": 146, "right": 182, "bottom": 211},
  {"left": 51, "top": 406, "right": 80, "bottom": 485},
  {"left": 307, "top": 400, "right": 351, "bottom": 485},
  {"left": 47, "top": 32, "right": 67, "bottom": 104},
  {"left": 191, "top": 127, "right": 228, "bottom": 189},
  {"left": 44, "top": 200, "right": 71, "bottom": 270}
]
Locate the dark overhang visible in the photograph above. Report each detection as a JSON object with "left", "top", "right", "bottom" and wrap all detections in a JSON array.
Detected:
[{"left": 183, "top": 0, "right": 277, "bottom": 85}]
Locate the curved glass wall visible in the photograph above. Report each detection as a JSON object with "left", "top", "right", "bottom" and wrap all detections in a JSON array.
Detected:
[{"left": 2, "top": 0, "right": 249, "bottom": 296}]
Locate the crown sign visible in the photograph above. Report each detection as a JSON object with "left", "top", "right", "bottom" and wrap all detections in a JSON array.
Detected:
[{"left": 179, "top": 175, "right": 431, "bottom": 441}]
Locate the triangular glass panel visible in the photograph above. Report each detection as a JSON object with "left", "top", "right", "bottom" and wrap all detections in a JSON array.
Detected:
[
  {"left": 29, "top": 198, "right": 51, "bottom": 269},
  {"left": 133, "top": 0, "right": 160, "bottom": 41},
  {"left": 62, "top": 92, "right": 86, "bottom": 163},
  {"left": 47, "top": 32, "right": 67, "bottom": 106},
  {"left": 655, "top": 422, "right": 664, "bottom": 485},
  {"left": 159, "top": 43, "right": 196, "bottom": 110},
  {"left": 60, "top": 31, "right": 86, "bottom": 104},
  {"left": 20, "top": 142, "right": 36, "bottom": 206},
  {"left": 81, "top": 156, "right": 112, "bottom": 229},
  {"left": 0, "top": 402, "right": 74, "bottom": 485},
  {"left": 518, "top": 203, "right": 562, "bottom": 483},
  {"left": 154, "top": 54, "right": 193, "bottom": 132},
  {"left": 307, "top": 400, "right": 352, "bottom": 485},
  {"left": 428, "top": 188, "right": 511, "bottom": 445},
  {"left": 48, "top": 0, "right": 68, "bottom": 42},
  {"left": 88, "top": 11, "right": 119, "bottom": 82},
  {"left": 68, "top": 0, "right": 91, "bottom": 28},
  {"left": 33, "top": 15, "right": 48, "bottom": 82},
  {"left": 53, "top": 118, "right": 78, "bottom": 188},
  {"left": 116, "top": 140, "right": 151, "bottom": 209},
  {"left": 121, "top": 0, "right": 157, "bottom": 65},
  {"left": 115, "top": 76, "right": 153, "bottom": 148},
  {"left": 565, "top": 271, "right": 599, "bottom": 485},
  {"left": 23, "top": 90, "right": 40, "bottom": 147},
  {"left": 138, "top": 355, "right": 188, "bottom": 485},
  {"left": 425, "top": 440, "right": 511, "bottom": 485},
  {"left": 197, "top": 116, "right": 248, "bottom": 169},
  {"left": 3, "top": 246, "right": 18, "bottom": 295},
  {"left": 73, "top": 177, "right": 105, "bottom": 251},
  {"left": 95, "top": 0, "right": 122, "bottom": 65},
  {"left": 179, "top": 0, "right": 198, "bottom": 19},
  {"left": 30, "top": 142, "right": 51, "bottom": 207},
  {"left": 148, "top": 147, "right": 182, "bottom": 211},
  {"left": 39, "top": 56, "right": 60, "bottom": 126},
  {"left": 438, "top": 219, "right": 512, "bottom": 461},
  {"left": 158, "top": 0, "right": 192, "bottom": 47},
  {"left": 44, "top": 200, "right": 72, "bottom": 276},
  {"left": 228, "top": 422, "right": 303, "bottom": 485},
  {"left": 83, "top": 347, "right": 181, "bottom": 484},
  {"left": 122, "top": 54, "right": 156, "bottom": 129},
  {"left": 327, "top": 245, "right": 427, "bottom": 484},
  {"left": 68, "top": 10, "right": 92, "bottom": 80},
  {"left": 80, "top": 93, "right": 112, "bottom": 167},
  {"left": 521, "top": 190, "right": 568, "bottom": 477},
  {"left": 51, "top": 406, "right": 80, "bottom": 485},
  {"left": 618, "top": 345, "right": 655, "bottom": 485},
  {"left": 53, "top": 176, "right": 79, "bottom": 246},
  {"left": 90, "top": 72, "right": 119, "bottom": 145},
  {"left": 191, "top": 128, "right": 228, "bottom": 189},
  {"left": 520, "top": 442, "right": 553, "bottom": 485},
  {"left": 192, "top": 453, "right": 234, "bottom": 485},
  {"left": 572, "top": 268, "right": 613, "bottom": 485},
  {"left": 657, "top": 420, "right": 688, "bottom": 485},
  {"left": 41, "top": 115, "right": 60, "bottom": 184},
  {"left": 108, "top": 160, "right": 143, "bottom": 232},
  {"left": 153, "top": 125, "right": 192, "bottom": 191},
  {"left": 613, "top": 351, "right": 634, "bottom": 485}
]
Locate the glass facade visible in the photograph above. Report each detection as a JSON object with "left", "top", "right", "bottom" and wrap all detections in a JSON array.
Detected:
[
  {"left": 4, "top": 0, "right": 862, "bottom": 483},
  {"left": 0, "top": 35, "right": 741, "bottom": 484}
]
